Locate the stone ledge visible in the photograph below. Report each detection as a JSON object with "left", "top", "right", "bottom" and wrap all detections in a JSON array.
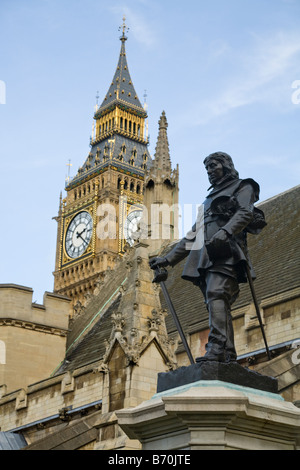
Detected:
[{"left": 0, "top": 318, "right": 68, "bottom": 336}]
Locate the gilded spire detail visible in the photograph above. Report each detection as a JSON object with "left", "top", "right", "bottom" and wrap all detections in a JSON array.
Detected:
[
  {"left": 66, "top": 19, "right": 150, "bottom": 189},
  {"left": 119, "top": 15, "right": 129, "bottom": 41},
  {"left": 97, "top": 17, "right": 145, "bottom": 113}
]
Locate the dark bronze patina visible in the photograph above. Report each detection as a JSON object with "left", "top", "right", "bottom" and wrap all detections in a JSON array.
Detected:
[{"left": 150, "top": 151, "right": 270, "bottom": 363}]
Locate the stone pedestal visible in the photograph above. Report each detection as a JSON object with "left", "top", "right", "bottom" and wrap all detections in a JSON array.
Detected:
[
  {"left": 116, "top": 380, "right": 300, "bottom": 450},
  {"left": 157, "top": 360, "right": 278, "bottom": 394}
]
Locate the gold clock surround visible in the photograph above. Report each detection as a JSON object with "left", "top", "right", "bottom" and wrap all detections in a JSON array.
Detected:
[{"left": 62, "top": 206, "right": 95, "bottom": 266}]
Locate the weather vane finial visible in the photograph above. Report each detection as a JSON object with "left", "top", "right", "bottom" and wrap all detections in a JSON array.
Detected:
[{"left": 118, "top": 15, "right": 129, "bottom": 41}]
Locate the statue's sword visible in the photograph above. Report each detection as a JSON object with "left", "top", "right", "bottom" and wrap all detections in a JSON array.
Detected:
[
  {"left": 244, "top": 263, "right": 272, "bottom": 360},
  {"left": 152, "top": 267, "right": 194, "bottom": 365}
]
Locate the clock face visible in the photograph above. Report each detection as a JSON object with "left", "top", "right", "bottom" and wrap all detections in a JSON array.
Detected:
[
  {"left": 65, "top": 211, "right": 93, "bottom": 259},
  {"left": 124, "top": 209, "right": 143, "bottom": 246}
]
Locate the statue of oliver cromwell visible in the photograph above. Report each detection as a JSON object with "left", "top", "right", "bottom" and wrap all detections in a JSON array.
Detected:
[{"left": 150, "top": 151, "right": 266, "bottom": 363}]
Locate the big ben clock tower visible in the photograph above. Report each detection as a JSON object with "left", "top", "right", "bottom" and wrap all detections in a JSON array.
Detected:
[{"left": 53, "top": 19, "right": 151, "bottom": 310}]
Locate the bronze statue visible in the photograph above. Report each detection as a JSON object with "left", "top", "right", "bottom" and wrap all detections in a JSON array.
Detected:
[{"left": 150, "top": 152, "right": 266, "bottom": 363}]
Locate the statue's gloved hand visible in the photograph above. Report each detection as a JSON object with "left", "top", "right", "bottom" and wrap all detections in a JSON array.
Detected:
[
  {"left": 205, "top": 229, "right": 232, "bottom": 261},
  {"left": 149, "top": 256, "right": 169, "bottom": 270},
  {"left": 209, "top": 228, "right": 228, "bottom": 245}
]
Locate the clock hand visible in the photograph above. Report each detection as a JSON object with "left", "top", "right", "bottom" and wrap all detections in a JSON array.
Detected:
[
  {"left": 76, "top": 227, "right": 87, "bottom": 238},
  {"left": 77, "top": 233, "right": 89, "bottom": 246}
]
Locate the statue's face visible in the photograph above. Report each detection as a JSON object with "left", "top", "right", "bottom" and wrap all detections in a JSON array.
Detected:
[{"left": 205, "top": 158, "right": 224, "bottom": 185}]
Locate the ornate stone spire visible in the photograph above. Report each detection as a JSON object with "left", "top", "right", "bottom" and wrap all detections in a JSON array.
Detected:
[
  {"left": 145, "top": 110, "right": 179, "bottom": 186},
  {"left": 153, "top": 111, "right": 172, "bottom": 174},
  {"left": 142, "top": 111, "right": 180, "bottom": 254}
]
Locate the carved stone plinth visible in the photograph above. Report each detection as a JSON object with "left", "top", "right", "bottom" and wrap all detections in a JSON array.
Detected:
[{"left": 116, "top": 381, "right": 300, "bottom": 450}]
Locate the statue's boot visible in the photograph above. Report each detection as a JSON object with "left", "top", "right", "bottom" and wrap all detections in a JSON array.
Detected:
[
  {"left": 225, "top": 312, "right": 237, "bottom": 362},
  {"left": 196, "top": 299, "right": 235, "bottom": 363}
]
